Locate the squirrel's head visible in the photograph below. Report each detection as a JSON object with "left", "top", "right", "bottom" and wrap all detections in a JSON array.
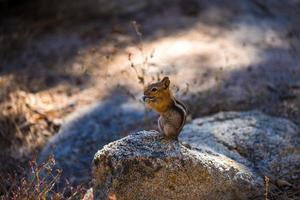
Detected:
[{"left": 143, "top": 77, "right": 172, "bottom": 112}]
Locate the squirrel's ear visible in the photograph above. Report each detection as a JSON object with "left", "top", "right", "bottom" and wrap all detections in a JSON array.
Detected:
[{"left": 161, "top": 76, "right": 170, "bottom": 88}]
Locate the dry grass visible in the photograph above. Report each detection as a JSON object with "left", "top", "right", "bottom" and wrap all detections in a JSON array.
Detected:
[
  {"left": 0, "top": 88, "right": 90, "bottom": 199},
  {"left": 267, "top": 180, "right": 300, "bottom": 200},
  {"left": 0, "top": 90, "right": 64, "bottom": 197},
  {"left": 0, "top": 156, "right": 87, "bottom": 200},
  {"left": 0, "top": 91, "right": 60, "bottom": 160}
]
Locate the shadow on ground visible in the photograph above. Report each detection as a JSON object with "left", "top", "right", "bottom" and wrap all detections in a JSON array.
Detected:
[{"left": 38, "top": 85, "right": 155, "bottom": 187}]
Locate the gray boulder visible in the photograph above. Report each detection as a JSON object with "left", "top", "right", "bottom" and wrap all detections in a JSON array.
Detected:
[
  {"left": 92, "top": 111, "right": 300, "bottom": 199},
  {"left": 92, "top": 130, "right": 263, "bottom": 200},
  {"left": 179, "top": 111, "right": 300, "bottom": 182}
]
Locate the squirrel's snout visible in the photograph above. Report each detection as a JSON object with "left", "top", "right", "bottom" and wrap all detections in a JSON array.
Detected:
[
  {"left": 142, "top": 95, "right": 154, "bottom": 103},
  {"left": 142, "top": 95, "right": 146, "bottom": 102}
]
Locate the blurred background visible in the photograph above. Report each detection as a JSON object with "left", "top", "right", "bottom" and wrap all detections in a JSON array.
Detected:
[{"left": 0, "top": 0, "right": 300, "bottom": 199}]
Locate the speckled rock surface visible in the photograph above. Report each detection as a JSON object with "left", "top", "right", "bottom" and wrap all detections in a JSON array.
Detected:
[
  {"left": 92, "top": 130, "right": 263, "bottom": 200},
  {"left": 179, "top": 111, "right": 300, "bottom": 182}
]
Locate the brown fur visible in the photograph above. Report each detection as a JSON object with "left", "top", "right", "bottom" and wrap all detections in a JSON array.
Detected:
[{"left": 143, "top": 77, "right": 187, "bottom": 139}]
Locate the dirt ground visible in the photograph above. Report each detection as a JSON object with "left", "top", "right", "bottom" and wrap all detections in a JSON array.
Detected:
[{"left": 1, "top": 0, "right": 300, "bottom": 199}]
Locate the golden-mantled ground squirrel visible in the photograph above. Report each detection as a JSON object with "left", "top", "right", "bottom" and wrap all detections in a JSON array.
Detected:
[{"left": 143, "top": 77, "right": 187, "bottom": 140}]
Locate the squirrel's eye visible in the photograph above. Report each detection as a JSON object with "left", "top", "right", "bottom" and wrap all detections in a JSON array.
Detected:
[{"left": 151, "top": 87, "right": 158, "bottom": 92}]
